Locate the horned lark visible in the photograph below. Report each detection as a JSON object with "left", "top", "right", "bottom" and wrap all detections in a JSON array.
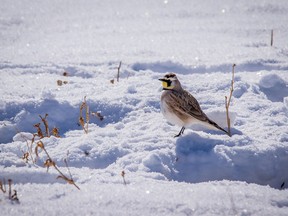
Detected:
[{"left": 159, "top": 73, "right": 230, "bottom": 137}]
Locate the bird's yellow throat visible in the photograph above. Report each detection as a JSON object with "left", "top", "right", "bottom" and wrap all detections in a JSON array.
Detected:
[{"left": 161, "top": 81, "right": 174, "bottom": 89}]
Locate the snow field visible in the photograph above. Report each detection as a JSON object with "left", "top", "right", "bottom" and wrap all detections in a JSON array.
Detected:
[
  {"left": 1, "top": 179, "right": 288, "bottom": 216},
  {"left": 1, "top": 62, "right": 287, "bottom": 189},
  {"left": 1, "top": 0, "right": 288, "bottom": 215}
]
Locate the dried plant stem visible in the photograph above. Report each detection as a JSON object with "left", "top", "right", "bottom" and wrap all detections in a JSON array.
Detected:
[
  {"left": 0, "top": 179, "right": 6, "bottom": 193},
  {"left": 39, "top": 114, "right": 50, "bottom": 137},
  {"left": 64, "top": 158, "right": 73, "bottom": 180},
  {"left": 79, "top": 96, "right": 89, "bottom": 134},
  {"left": 117, "top": 61, "right": 122, "bottom": 82},
  {"left": 17, "top": 130, "right": 35, "bottom": 163},
  {"left": 55, "top": 162, "right": 80, "bottom": 190},
  {"left": 16, "top": 114, "right": 78, "bottom": 190},
  {"left": 121, "top": 171, "right": 127, "bottom": 185},
  {"left": 34, "top": 123, "right": 44, "bottom": 139},
  {"left": 51, "top": 127, "right": 60, "bottom": 137},
  {"left": 37, "top": 141, "right": 80, "bottom": 190},
  {"left": 271, "top": 29, "right": 274, "bottom": 46},
  {"left": 8, "top": 179, "right": 12, "bottom": 199},
  {"left": 225, "top": 64, "right": 235, "bottom": 137},
  {"left": 61, "top": 158, "right": 80, "bottom": 190},
  {"left": 0, "top": 179, "right": 19, "bottom": 202},
  {"left": 86, "top": 105, "right": 89, "bottom": 134}
]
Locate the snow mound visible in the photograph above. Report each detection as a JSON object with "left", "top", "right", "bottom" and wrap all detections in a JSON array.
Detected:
[{"left": 259, "top": 74, "right": 288, "bottom": 102}]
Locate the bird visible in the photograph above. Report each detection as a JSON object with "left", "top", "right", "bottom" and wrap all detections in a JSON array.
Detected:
[{"left": 159, "top": 73, "right": 230, "bottom": 137}]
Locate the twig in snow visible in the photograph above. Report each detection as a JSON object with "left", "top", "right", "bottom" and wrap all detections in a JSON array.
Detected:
[
  {"left": 8, "top": 179, "right": 12, "bottom": 200},
  {"left": 34, "top": 123, "right": 44, "bottom": 139},
  {"left": 36, "top": 141, "right": 80, "bottom": 190},
  {"left": 225, "top": 64, "right": 235, "bottom": 137},
  {"left": 79, "top": 96, "right": 89, "bottom": 134},
  {"left": 0, "top": 179, "right": 19, "bottom": 203},
  {"left": 270, "top": 29, "right": 274, "bottom": 46},
  {"left": 121, "top": 171, "right": 127, "bottom": 185},
  {"left": 17, "top": 130, "right": 36, "bottom": 163},
  {"left": 39, "top": 114, "right": 50, "bottom": 137},
  {"left": 117, "top": 61, "right": 122, "bottom": 82},
  {"left": 51, "top": 127, "right": 60, "bottom": 137},
  {"left": 22, "top": 152, "right": 30, "bottom": 163},
  {"left": 0, "top": 179, "right": 6, "bottom": 193}
]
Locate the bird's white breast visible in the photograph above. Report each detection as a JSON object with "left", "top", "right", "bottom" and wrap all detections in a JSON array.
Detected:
[{"left": 160, "top": 100, "right": 185, "bottom": 127}]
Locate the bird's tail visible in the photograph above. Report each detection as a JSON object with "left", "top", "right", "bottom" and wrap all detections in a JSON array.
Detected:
[{"left": 208, "top": 119, "right": 231, "bottom": 137}]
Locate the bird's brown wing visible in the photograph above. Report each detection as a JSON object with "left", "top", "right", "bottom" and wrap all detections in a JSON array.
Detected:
[
  {"left": 168, "top": 90, "right": 229, "bottom": 135},
  {"left": 168, "top": 90, "right": 209, "bottom": 122}
]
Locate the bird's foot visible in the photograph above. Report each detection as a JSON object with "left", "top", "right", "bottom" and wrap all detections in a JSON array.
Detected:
[{"left": 174, "top": 127, "right": 185, "bottom": 138}]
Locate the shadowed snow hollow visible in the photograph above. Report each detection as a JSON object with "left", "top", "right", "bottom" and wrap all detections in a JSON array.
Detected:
[{"left": 259, "top": 74, "right": 288, "bottom": 102}]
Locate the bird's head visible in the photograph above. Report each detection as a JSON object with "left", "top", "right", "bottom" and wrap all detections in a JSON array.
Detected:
[{"left": 159, "top": 73, "right": 181, "bottom": 90}]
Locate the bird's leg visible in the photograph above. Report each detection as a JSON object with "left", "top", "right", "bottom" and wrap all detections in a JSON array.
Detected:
[{"left": 174, "top": 127, "right": 185, "bottom": 138}]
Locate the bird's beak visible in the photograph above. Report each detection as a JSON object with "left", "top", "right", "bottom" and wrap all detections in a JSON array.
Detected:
[{"left": 158, "top": 78, "right": 167, "bottom": 82}]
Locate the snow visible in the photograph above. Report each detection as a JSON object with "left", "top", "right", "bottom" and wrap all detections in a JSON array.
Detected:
[{"left": 1, "top": 0, "right": 288, "bottom": 215}]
